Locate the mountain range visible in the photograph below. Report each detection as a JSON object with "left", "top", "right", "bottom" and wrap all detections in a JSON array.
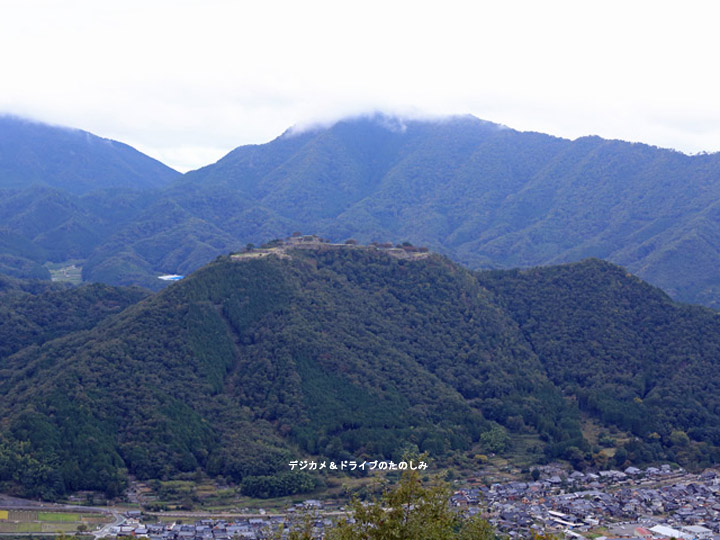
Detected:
[
  {"left": 2, "top": 242, "right": 720, "bottom": 500},
  {"left": 2, "top": 113, "right": 720, "bottom": 307}
]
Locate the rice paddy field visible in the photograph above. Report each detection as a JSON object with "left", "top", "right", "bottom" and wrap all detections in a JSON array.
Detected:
[{"left": 0, "top": 510, "right": 111, "bottom": 534}]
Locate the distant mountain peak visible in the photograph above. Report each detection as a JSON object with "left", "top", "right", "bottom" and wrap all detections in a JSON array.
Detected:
[
  {"left": 279, "top": 111, "right": 504, "bottom": 140},
  {"left": 0, "top": 114, "right": 180, "bottom": 194}
]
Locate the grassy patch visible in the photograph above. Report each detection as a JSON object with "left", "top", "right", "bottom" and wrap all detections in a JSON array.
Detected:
[
  {"left": 580, "top": 415, "right": 604, "bottom": 447},
  {"left": 17, "top": 522, "right": 43, "bottom": 533},
  {"left": 41, "top": 523, "right": 81, "bottom": 533},
  {"left": 37, "top": 512, "right": 80, "bottom": 522}
]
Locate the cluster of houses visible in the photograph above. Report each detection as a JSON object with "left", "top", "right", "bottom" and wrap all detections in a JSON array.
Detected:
[
  {"left": 452, "top": 464, "right": 720, "bottom": 539},
  {"left": 109, "top": 502, "right": 331, "bottom": 540}
]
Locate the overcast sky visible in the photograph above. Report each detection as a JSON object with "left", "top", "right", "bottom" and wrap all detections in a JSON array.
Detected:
[{"left": 2, "top": 0, "right": 720, "bottom": 172}]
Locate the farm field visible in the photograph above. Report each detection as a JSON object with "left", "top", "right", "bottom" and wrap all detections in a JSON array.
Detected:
[
  {"left": 46, "top": 261, "right": 83, "bottom": 285},
  {"left": 0, "top": 509, "right": 111, "bottom": 534}
]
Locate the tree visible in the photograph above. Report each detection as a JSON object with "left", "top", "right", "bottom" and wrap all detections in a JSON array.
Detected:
[
  {"left": 614, "top": 447, "right": 629, "bottom": 468},
  {"left": 670, "top": 430, "right": 690, "bottom": 447},
  {"left": 326, "top": 462, "right": 495, "bottom": 540},
  {"left": 480, "top": 425, "right": 510, "bottom": 453}
]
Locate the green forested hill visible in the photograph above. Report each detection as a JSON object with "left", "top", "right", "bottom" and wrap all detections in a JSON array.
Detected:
[
  {"left": 0, "top": 245, "right": 578, "bottom": 498},
  {"left": 3, "top": 244, "right": 720, "bottom": 499},
  {"left": 478, "top": 259, "right": 720, "bottom": 467},
  {"left": 0, "top": 276, "right": 148, "bottom": 358},
  {"left": 0, "top": 186, "right": 157, "bottom": 268}
]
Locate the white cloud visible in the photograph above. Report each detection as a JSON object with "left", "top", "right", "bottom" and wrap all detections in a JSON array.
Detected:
[{"left": 2, "top": 0, "right": 720, "bottom": 170}]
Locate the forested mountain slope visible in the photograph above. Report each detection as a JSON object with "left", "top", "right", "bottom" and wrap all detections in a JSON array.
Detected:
[
  {"left": 83, "top": 114, "right": 720, "bottom": 307},
  {"left": 3, "top": 244, "right": 720, "bottom": 499},
  {"left": 0, "top": 115, "right": 179, "bottom": 193},
  {"left": 0, "top": 275, "right": 148, "bottom": 358},
  {"left": 479, "top": 259, "right": 720, "bottom": 467}
]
